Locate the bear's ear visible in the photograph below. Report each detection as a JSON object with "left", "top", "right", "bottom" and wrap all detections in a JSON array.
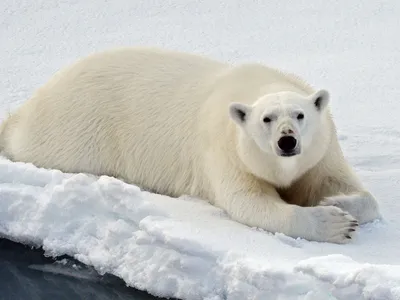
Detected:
[
  {"left": 229, "top": 102, "right": 252, "bottom": 126},
  {"left": 311, "top": 89, "right": 330, "bottom": 112}
]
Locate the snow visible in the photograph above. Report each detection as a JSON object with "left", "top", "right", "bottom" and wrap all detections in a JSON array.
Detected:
[{"left": 1, "top": 0, "right": 400, "bottom": 299}]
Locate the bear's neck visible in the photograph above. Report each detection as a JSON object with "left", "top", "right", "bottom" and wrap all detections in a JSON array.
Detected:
[{"left": 260, "top": 155, "right": 305, "bottom": 188}]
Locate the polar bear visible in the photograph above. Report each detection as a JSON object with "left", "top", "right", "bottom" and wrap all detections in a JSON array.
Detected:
[{"left": 0, "top": 47, "right": 380, "bottom": 243}]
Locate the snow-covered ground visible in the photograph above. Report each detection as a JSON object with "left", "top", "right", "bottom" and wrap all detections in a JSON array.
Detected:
[{"left": 1, "top": 1, "right": 400, "bottom": 299}]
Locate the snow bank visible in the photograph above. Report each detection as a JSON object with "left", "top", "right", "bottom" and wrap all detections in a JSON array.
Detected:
[{"left": 0, "top": 158, "right": 398, "bottom": 300}]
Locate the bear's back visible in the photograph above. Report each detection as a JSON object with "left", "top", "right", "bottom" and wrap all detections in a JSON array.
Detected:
[{"left": 1, "top": 47, "right": 229, "bottom": 197}]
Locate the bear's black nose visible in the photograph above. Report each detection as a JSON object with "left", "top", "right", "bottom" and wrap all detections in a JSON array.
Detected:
[{"left": 278, "top": 136, "right": 297, "bottom": 153}]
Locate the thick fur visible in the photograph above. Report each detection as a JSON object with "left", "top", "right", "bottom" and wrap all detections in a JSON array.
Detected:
[{"left": 0, "top": 47, "right": 381, "bottom": 243}]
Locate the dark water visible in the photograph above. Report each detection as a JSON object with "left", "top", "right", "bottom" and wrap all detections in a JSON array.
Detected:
[{"left": 0, "top": 239, "right": 166, "bottom": 300}]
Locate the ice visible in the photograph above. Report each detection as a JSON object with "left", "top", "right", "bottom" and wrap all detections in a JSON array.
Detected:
[{"left": 1, "top": 0, "right": 400, "bottom": 299}]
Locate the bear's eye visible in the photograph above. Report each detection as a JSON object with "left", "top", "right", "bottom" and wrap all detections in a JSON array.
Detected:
[
  {"left": 263, "top": 117, "right": 272, "bottom": 123},
  {"left": 297, "top": 113, "right": 304, "bottom": 120}
]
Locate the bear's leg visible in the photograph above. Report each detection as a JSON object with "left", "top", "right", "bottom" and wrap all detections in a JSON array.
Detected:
[
  {"left": 208, "top": 158, "right": 359, "bottom": 243},
  {"left": 309, "top": 151, "right": 381, "bottom": 224}
]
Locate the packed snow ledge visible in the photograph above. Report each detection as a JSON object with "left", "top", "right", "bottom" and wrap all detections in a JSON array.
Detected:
[{"left": 0, "top": 156, "right": 399, "bottom": 300}]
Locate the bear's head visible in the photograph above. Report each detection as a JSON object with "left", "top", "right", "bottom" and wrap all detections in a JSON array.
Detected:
[{"left": 228, "top": 89, "right": 330, "bottom": 161}]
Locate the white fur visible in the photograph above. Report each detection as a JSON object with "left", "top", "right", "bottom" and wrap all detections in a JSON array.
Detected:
[{"left": 0, "top": 47, "right": 381, "bottom": 243}]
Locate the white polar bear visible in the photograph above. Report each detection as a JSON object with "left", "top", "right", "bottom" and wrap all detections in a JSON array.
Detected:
[{"left": 0, "top": 47, "right": 381, "bottom": 243}]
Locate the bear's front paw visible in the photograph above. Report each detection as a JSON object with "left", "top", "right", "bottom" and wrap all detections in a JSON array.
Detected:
[
  {"left": 305, "top": 206, "right": 359, "bottom": 243},
  {"left": 319, "top": 192, "right": 381, "bottom": 225}
]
